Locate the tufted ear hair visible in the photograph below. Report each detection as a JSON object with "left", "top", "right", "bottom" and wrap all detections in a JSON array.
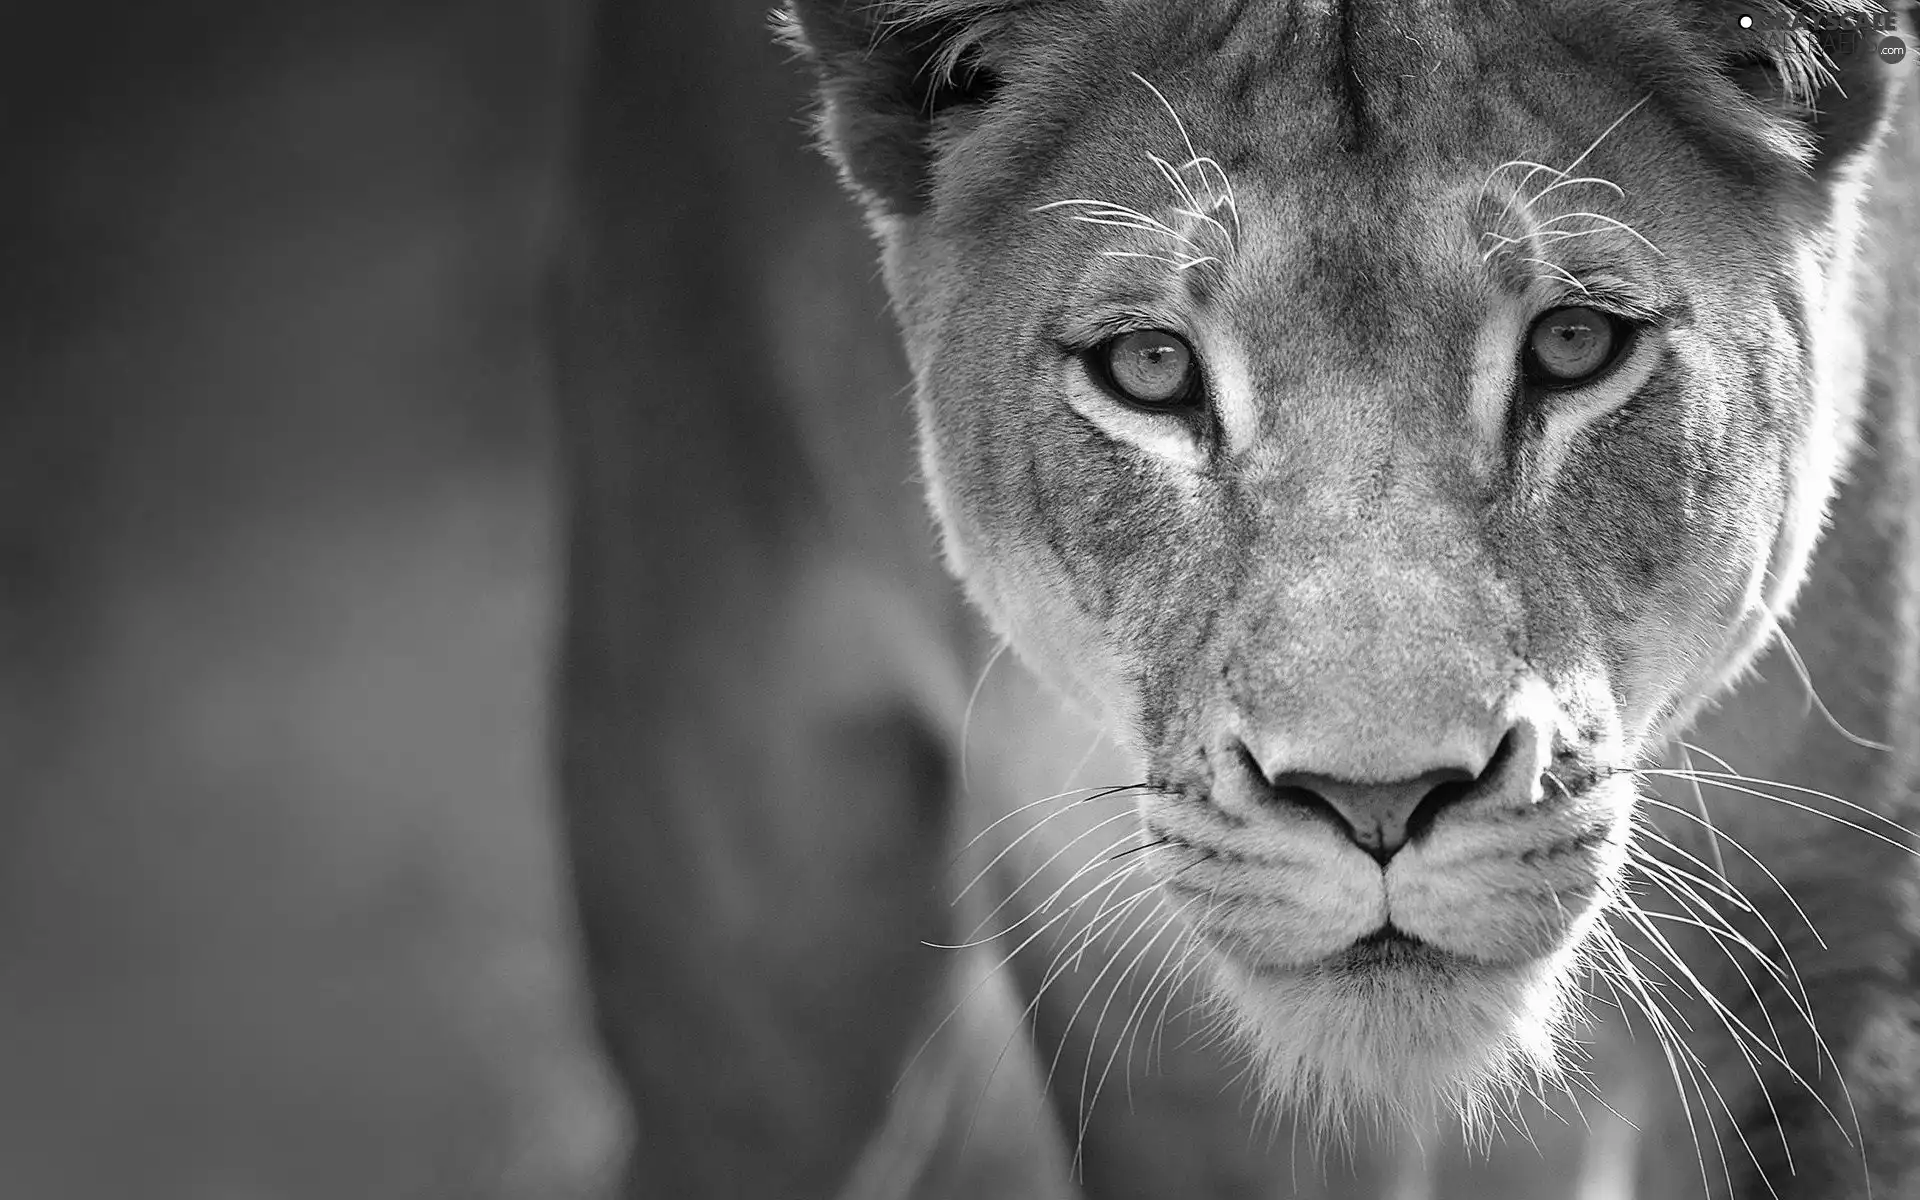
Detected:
[
  {"left": 1698, "top": 1, "right": 1914, "bottom": 178},
  {"left": 777, "top": 0, "right": 1065, "bottom": 215}
]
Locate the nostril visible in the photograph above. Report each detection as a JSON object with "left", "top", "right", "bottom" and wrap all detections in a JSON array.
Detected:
[
  {"left": 1232, "top": 742, "right": 1353, "bottom": 830},
  {"left": 1267, "top": 781, "right": 1353, "bottom": 832},
  {"left": 1401, "top": 769, "right": 1478, "bottom": 844},
  {"left": 1404, "top": 730, "right": 1516, "bottom": 842}
]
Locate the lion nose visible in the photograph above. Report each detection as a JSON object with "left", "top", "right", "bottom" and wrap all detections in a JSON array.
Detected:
[{"left": 1235, "top": 718, "right": 1545, "bottom": 864}]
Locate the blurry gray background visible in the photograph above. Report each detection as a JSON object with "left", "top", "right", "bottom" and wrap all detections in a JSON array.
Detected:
[{"left": 0, "top": 2, "right": 627, "bottom": 1195}]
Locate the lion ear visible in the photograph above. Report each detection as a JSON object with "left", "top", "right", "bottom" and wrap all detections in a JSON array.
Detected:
[
  {"left": 1715, "top": 3, "right": 1911, "bottom": 178},
  {"left": 777, "top": 0, "right": 1046, "bottom": 215}
]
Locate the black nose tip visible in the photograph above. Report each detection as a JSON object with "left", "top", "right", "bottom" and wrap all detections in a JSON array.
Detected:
[{"left": 1238, "top": 727, "right": 1530, "bottom": 864}]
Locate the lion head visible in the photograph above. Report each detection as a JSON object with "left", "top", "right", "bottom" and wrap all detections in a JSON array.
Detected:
[{"left": 782, "top": 0, "right": 1910, "bottom": 1132}]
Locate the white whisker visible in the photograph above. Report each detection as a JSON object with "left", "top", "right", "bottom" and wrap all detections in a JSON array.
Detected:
[
  {"left": 1517, "top": 95, "right": 1651, "bottom": 199},
  {"left": 1145, "top": 152, "right": 1203, "bottom": 217},
  {"left": 1634, "top": 791, "right": 1827, "bottom": 949},
  {"left": 1481, "top": 158, "right": 1566, "bottom": 202},
  {"left": 1676, "top": 742, "right": 1729, "bottom": 882},
  {"left": 1533, "top": 211, "right": 1665, "bottom": 258},
  {"left": 1519, "top": 257, "right": 1590, "bottom": 292},
  {"left": 958, "top": 638, "right": 1008, "bottom": 797},
  {"left": 1079, "top": 896, "right": 1198, "bottom": 1146},
  {"left": 1529, "top": 173, "right": 1627, "bottom": 204},
  {"left": 951, "top": 781, "right": 1140, "bottom": 865},
  {"left": 953, "top": 863, "right": 1158, "bottom": 1156},
  {"left": 1763, "top": 623, "right": 1892, "bottom": 752},
  {"left": 954, "top": 817, "right": 1152, "bottom": 947},
  {"left": 1641, "top": 770, "right": 1919, "bottom": 858},
  {"left": 955, "top": 799, "right": 1139, "bottom": 916},
  {"left": 1100, "top": 250, "right": 1222, "bottom": 272}
]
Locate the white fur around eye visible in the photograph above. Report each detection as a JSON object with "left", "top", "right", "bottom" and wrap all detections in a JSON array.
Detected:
[
  {"left": 1062, "top": 328, "right": 1255, "bottom": 470},
  {"left": 1063, "top": 380, "right": 1210, "bottom": 470},
  {"left": 1470, "top": 291, "right": 1665, "bottom": 492},
  {"left": 1203, "top": 335, "right": 1258, "bottom": 453},
  {"left": 1526, "top": 326, "right": 1665, "bottom": 489}
]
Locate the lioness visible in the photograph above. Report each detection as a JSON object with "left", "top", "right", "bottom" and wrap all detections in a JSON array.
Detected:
[{"left": 557, "top": 0, "right": 1920, "bottom": 1196}]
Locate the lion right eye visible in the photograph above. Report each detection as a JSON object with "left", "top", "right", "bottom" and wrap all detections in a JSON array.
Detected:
[
  {"left": 1522, "top": 305, "right": 1632, "bottom": 387},
  {"left": 1090, "top": 330, "right": 1205, "bottom": 410}
]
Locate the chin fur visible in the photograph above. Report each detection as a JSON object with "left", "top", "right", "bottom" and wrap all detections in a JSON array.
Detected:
[{"left": 1206, "top": 943, "right": 1591, "bottom": 1150}]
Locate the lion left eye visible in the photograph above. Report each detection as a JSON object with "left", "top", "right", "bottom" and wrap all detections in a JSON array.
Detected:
[
  {"left": 1522, "top": 305, "right": 1630, "bottom": 386},
  {"left": 1093, "top": 329, "right": 1204, "bottom": 409}
]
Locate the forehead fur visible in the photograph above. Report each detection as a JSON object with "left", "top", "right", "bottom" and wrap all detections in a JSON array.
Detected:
[
  {"left": 786, "top": 0, "right": 1903, "bottom": 221},
  {"left": 920, "top": 0, "right": 1886, "bottom": 180},
  {"left": 896, "top": 0, "right": 1878, "bottom": 98}
]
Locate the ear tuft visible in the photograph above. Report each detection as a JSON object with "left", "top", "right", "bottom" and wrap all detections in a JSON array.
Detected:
[{"left": 778, "top": 1, "right": 1038, "bottom": 215}]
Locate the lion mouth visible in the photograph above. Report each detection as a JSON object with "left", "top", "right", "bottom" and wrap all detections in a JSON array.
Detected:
[
  {"left": 1227, "top": 923, "right": 1462, "bottom": 981},
  {"left": 1238, "top": 924, "right": 1457, "bottom": 976},
  {"left": 1340, "top": 924, "right": 1438, "bottom": 967}
]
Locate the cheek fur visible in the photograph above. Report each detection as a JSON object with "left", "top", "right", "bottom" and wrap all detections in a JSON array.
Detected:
[{"left": 1545, "top": 359, "right": 1791, "bottom": 728}]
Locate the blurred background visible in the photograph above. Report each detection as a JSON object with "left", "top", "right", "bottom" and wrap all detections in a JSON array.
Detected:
[{"left": 1, "top": 2, "right": 631, "bottom": 1195}]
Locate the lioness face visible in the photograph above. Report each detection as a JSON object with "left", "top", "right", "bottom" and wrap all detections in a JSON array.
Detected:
[{"left": 802, "top": 0, "right": 1893, "bottom": 1125}]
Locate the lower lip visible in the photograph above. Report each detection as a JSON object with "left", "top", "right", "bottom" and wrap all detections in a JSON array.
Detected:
[
  {"left": 1338, "top": 932, "right": 1449, "bottom": 971},
  {"left": 1233, "top": 933, "right": 1457, "bottom": 979}
]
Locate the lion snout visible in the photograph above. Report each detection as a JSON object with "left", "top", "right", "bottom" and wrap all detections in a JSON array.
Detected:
[
  {"left": 1220, "top": 691, "right": 1554, "bottom": 864},
  {"left": 1144, "top": 675, "right": 1619, "bottom": 971}
]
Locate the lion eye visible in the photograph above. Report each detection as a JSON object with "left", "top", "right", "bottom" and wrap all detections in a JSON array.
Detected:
[
  {"left": 1523, "top": 305, "right": 1625, "bottom": 386},
  {"left": 1097, "top": 329, "right": 1201, "bottom": 408}
]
